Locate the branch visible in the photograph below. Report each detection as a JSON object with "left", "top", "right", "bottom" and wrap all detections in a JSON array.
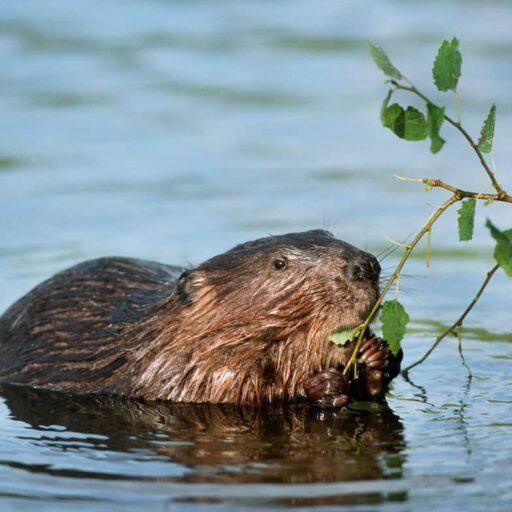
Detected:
[
  {"left": 394, "top": 176, "right": 512, "bottom": 203},
  {"left": 343, "top": 194, "right": 460, "bottom": 376},
  {"left": 402, "top": 264, "right": 499, "bottom": 374},
  {"left": 391, "top": 81, "right": 505, "bottom": 196}
]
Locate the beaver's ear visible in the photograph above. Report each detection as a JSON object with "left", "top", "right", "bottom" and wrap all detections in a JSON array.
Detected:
[{"left": 176, "top": 270, "right": 203, "bottom": 303}]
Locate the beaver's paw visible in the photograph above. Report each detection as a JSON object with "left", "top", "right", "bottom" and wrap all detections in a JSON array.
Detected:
[
  {"left": 303, "top": 369, "right": 351, "bottom": 408},
  {"left": 351, "top": 337, "right": 403, "bottom": 399},
  {"left": 359, "top": 337, "right": 403, "bottom": 382}
]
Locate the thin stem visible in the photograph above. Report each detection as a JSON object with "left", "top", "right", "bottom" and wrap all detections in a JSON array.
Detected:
[
  {"left": 391, "top": 81, "right": 505, "bottom": 195},
  {"left": 403, "top": 264, "right": 499, "bottom": 374},
  {"left": 453, "top": 90, "right": 462, "bottom": 124},
  {"left": 394, "top": 176, "right": 512, "bottom": 203},
  {"left": 425, "top": 228, "right": 431, "bottom": 268},
  {"left": 343, "top": 195, "right": 459, "bottom": 376}
]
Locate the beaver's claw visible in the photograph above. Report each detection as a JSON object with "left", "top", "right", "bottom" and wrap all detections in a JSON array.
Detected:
[
  {"left": 303, "top": 369, "right": 350, "bottom": 408},
  {"left": 303, "top": 337, "right": 402, "bottom": 406},
  {"left": 351, "top": 336, "right": 403, "bottom": 399}
]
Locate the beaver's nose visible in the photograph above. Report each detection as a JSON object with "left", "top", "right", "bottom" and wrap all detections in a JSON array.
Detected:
[{"left": 347, "top": 254, "right": 380, "bottom": 283}]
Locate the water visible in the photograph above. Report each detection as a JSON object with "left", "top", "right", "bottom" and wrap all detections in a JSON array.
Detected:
[{"left": 0, "top": 1, "right": 511, "bottom": 510}]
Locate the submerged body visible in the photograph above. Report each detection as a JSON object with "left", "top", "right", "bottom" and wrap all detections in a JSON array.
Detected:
[{"left": 0, "top": 230, "right": 401, "bottom": 405}]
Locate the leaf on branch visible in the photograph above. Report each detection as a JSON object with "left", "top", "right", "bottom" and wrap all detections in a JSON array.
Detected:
[
  {"left": 486, "top": 219, "right": 512, "bottom": 276},
  {"left": 478, "top": 104, "right": 496, "bottom": 154},
  {"left": 329, "top": 325, "right": 363, "bottom": 347},
  {"left": 427, "top": 103, "right": 445, "bottom": 153},
  {"left": 404, "top": 107, "right": 429, "bottom": 141},
  {"left": 382, "top": 102, "right": 404, "bottom": 135},
  {"left": 369, "top": 44, "right": 403, "bottom": 80},
  {"left": 380, "top": 89, "right": 393, "bottom": 125},
  {"left": 381, "top": 102, "right": 428, "bottom": 141},
  {"left": 433, "top": 38, "right": 462, "bottom": 92},
  {"left": 457, "top": 199, "right": 476, "bottom": 241},
  {"left": 380, "top": 300, "right": 409, "bottom": 355}
]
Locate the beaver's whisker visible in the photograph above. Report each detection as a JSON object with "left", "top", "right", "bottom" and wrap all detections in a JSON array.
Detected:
[
  {"left": 391, "top": 286, "right": 417, "bottom": 295},
  {"left": 398, "top": 273, "right": 427, "bottom": 279},
  {"left": 377, "top": 231, "right": 416, "bottom": 263},
  {"left": 377, "top": 244, "right": 399, "bottom": 262},
  {"left": 375, "top": 242, "right": 396, "bottom": 259}
]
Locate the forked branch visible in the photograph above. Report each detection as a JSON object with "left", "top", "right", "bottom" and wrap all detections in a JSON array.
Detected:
[{"left": 391, "top": 81, "right": 504, "bottom": 196}]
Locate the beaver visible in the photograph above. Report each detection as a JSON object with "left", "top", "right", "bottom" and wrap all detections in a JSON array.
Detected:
[{"left": 0, "top": 230, "right": 402, "bottom": 406}]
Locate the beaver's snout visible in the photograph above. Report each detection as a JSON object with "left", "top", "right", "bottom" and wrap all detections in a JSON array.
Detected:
[{"left": 345, "top": 253, "right": 380, "bottom": 284}]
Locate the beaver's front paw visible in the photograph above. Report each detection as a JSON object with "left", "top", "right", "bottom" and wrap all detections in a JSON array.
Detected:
[
  {"left": 303, "top": 369, "right": 351, "bottom": 408},
  {"left": 351, "top": 336, "right": 403, "bottom": 400}
]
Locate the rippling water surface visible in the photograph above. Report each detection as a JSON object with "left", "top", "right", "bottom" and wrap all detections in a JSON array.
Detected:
[{"left": 0, "top": 1, "right": 511, "bottom": 510}]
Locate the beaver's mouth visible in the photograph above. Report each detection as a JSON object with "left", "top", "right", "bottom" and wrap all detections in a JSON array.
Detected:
[
  {"left": 332, "top": 319, "right": 363, "bottom": 334},
  {"left": 330, "top": 284, "right": 379, "bottom": 334},
  {"left": 355, "top": 285, "right": 379, "bottom": 315}
]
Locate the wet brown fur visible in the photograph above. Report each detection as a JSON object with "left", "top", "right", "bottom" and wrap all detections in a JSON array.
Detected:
[{"left": 0, "top": 230, "right": 380, "bottom": 404}]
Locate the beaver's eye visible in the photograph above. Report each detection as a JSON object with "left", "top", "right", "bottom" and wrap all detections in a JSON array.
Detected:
[{"left": 273, "top": 258, "right": 287, "bottom": 271}]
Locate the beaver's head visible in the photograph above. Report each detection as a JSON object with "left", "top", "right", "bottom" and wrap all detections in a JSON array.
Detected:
[{"left": 175, "top": 230, "right": 380, "bottom": 346}]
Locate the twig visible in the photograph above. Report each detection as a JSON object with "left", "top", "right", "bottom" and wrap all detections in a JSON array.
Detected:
[
  {"left": 362, "top": 52, "right": 511, "bottom": 376},
  {"left": 402, "top": 264, "right": 499, "bottom": 374},
  {"left": 425, "top": 228, "right": 431, "bottom": 268},
  {"left": 343, "top": 194, "right": 459, "bottom": 376},
  {"left": 395, "top": 176, "right": 512, "bottom": 203},
  {"left": 385, "top": 236, "right": 410, "bottom": 248}
]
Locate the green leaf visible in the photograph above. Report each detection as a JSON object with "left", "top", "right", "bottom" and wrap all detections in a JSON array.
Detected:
[
  {"left": 486, "top": 219, "right": 512, "bottom": 276},
  {"left": 381, "top": 103, "right": 428, "bottom": 141},
  {"left": 433, "top": 38, "right": 462, "bottom": 92},
  {"left": 427, "top": 103, "right": 445, "bottom": 153},
  {"left": 369, "top": 44, "right": 402, "bottom": 80},
  {"left": 478, "top": 104, "right": 496, "bottom": 154},
  {"left": 404, "top": 107, "right": 429, "bottom": 141},
  {"left": 457, "top": 199, "right": 476, "bottom": 241},
  {"left": 380, "top": 89, "right": 393, "bottom": 125},
  {"left": 329, "top": 325, "right": 363, "bottom": 346},
  {"left": 380, "top": 300, "right": 409, "bottom": 355},
  {"left": 381, "top": 102, "right": 405, "bottom": 136}
]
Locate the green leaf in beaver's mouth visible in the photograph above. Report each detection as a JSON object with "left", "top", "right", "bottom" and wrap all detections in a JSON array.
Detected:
[{"left": 329, "top": 325, "right": 364, "bottom": 346}]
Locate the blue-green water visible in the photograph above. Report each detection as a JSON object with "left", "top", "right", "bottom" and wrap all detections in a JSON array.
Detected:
[{"left": 0, "top": 1, "right": 511, "bottom": 510}]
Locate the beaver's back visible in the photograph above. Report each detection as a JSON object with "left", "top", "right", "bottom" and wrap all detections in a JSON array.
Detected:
[{"left": 0, "top": 257, "right": 184, "bottom": 391}]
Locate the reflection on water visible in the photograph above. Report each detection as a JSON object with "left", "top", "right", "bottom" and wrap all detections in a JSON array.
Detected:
[
  {"left": 1, "top": 0, "right": 512, "bottom": 510},
  {"left": 0, "top": 384, "right": 406, "bottom": 508}
]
